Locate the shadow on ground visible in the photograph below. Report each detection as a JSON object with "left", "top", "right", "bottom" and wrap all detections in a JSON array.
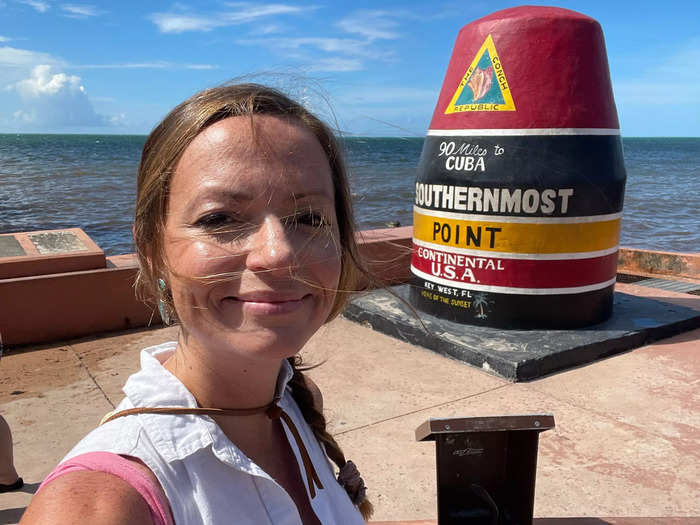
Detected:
[{"left": 0, "top": 507, "right": 26, "bottom": 524}]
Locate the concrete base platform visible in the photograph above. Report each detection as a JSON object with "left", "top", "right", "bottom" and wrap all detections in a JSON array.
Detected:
[{"left": 343, "top": 283, "right": 700, "bottom": 381}]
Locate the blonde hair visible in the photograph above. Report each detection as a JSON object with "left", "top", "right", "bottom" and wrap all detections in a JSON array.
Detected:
[{"left": 133, "top": 83, "right": 372, "bottom": 520}]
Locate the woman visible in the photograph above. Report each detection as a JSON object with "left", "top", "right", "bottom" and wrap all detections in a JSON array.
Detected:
[
  {"left": 0, "top": 414, "right": 23, "bottom": 492},
  {"left": 21, "top": 84, "right": 372, "bottom": 524}
]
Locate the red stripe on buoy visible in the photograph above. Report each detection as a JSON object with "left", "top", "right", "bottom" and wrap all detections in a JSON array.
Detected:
[
  {"left": 430, "top": 6, "right": 619, "bottom": 130},
  {"left": 411, "top": 244, "right": 618, "bottom": 289}
]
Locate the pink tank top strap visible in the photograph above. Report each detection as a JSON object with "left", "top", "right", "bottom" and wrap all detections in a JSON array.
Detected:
[{"left": 40, "top": 451, "right": 174, "bottom": 525}]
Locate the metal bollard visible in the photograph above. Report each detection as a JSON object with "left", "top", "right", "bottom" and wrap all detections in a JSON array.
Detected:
[{"left": 416, "top": 415, "right": 555, "bottom": 524}]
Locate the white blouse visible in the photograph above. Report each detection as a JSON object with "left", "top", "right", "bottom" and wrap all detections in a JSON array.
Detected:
[{"left": 63, "top": 341, "right": 366, "bottom": 525}]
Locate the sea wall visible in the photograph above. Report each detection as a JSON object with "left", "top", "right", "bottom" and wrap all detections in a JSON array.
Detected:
[
  {"left": 0, "top": 228, "right": 412, "bottom": 346},
  {"left": 1, "top": 225, "right": 697, "bottom": 346}
]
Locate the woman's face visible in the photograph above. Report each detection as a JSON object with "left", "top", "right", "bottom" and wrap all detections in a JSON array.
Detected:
[{"left": 163, "top": 115, "right": 342, "bottom": 362}]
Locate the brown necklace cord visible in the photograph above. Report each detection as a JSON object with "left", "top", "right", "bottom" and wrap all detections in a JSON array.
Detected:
[{"left": 100, "top": 402, "right": 324, "bottom": 499}]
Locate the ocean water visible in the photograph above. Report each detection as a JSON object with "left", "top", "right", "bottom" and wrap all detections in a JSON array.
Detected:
[{"left": 0, "top": 134, "right": 698, "bottom": 256}]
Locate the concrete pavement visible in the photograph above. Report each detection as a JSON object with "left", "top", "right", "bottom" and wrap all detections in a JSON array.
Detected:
[{"left": 1, "top": 286, "right": 698, "bottom": 523}]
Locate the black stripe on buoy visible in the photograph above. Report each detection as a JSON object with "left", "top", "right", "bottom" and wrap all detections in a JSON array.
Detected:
[
  {"left": 409, "top": 279, "right": 614, "bottom": 329},
  {"left": 415, "top": 134, "right": 626, "bottom": 216}
]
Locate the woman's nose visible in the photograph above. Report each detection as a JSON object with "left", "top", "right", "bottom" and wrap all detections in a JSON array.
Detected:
[{"left": 245, "top": 215, "right": 295, "bottom": 271}]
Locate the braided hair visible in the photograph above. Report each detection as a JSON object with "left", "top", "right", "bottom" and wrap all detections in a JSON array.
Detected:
[{"left": 288, "top": 357, "right": 374, "bottom": 520}]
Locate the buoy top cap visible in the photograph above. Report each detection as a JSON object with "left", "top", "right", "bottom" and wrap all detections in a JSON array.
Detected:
[
  {"left": 471, "top": 5, "right": 597, "bottom": 25},
  {"left": 430, "top": 4, "right": 619, "bottom": 130}
]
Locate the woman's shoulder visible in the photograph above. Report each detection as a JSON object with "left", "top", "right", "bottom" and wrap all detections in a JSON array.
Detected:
[{"left": 20, "top": 469, "right": 155, "bottom": 525}]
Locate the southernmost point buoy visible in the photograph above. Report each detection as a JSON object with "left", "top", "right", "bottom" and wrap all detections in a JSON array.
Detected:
[{"left": 410, "top": 6, "right": 626, "bottom": 328}]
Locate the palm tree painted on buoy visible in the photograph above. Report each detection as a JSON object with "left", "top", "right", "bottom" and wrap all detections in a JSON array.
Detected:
[{"left": 472, "top": 293, "right": 490, "bottom": 319}]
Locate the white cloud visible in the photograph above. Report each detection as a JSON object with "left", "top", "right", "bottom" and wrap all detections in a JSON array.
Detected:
[
  {"left": 241, "top": 36, "right": 373, "bottom": 57},
  {"left": 251, "top": 24, "right": 284, "bottom": 35},
  {"left": 0, "top": 46, "right": 146, "bottom": 131},
  {"left": 61, "top": 4, "right": 102, "bottom": 18},
  {"left": 6, "top": 64, "right": 107, "bottom": 128},
  {"left": 0, "top": 45, "right": 215, "bottom": 77},
  {"left": 306, "top": 57, "right": 363, "bottom": 72},
  {"left": 336, "top": 10, "right": 400, "bottom": 40},
  {"left": 184, "top": 63, "right": 216, "bottom": 70},
  {"left": 13, "top": 109, "right": 34, "bottom": 122},
  {"left": 239, "top": 35, "right": 396, "bottom": 70},
  {"left": 150, "top": 14, "right": 218, "bottom": 33},
  {"left": 73, "top": 61, "right": 217, "bottom": 70},
  {"left": 0, "top": 36, "right": 11, "bottom": 42},
  {"left": 0, "top": 46, "right": 63, "bottom": 88},
  {"left": 18, "top": 0, "right": 49, "bottom": 12},
  {"left": 0, "top": 46, "right": 59, "bottom": 68},
  {"left": 148, "top": 6, "right": 404, "bottom": 75},
  {"left": 12, "top": 64, "right": 83, "bottom": 96},
  {"left": 220, "top": 3, "right": 308, "bottom": 22},
  {"left": 150, "top": 4, "right": 310, "bottom": 34},
  {"left": 109, "top": 112, "right": 126, "bottom": 124},
  {"left": 237, "top": 8, "right": 404, "bottom": 73}
]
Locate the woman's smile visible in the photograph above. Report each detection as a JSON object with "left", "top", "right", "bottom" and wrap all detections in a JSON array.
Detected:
[{"left": 222, "top": 292, "right": 312, "bottom": 316}]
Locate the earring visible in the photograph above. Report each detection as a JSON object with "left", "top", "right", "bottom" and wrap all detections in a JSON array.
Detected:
[{"left": 157, "top": 278, "right": 171, "bottom": 325}]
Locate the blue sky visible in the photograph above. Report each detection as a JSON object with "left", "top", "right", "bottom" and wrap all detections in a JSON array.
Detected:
[{"left": 1, "top": 0, "right": 698, "bottom": 136}]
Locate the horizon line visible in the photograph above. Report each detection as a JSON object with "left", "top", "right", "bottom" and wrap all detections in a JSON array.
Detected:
[{"left": 1, "top": 132, "right": 699, "bottom": 139}]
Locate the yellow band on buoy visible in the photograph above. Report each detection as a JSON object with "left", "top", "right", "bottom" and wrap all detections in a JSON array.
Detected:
[{"left": 413, "top": 209, "right": 620, "bottom": 254}]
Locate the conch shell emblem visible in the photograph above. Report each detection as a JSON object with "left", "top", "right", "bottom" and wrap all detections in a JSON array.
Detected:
[{"left": 467, "top": 66, "right": 493, "bottom": 102}]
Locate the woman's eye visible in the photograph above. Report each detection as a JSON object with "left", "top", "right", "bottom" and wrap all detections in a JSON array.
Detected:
[
  {"left": 292, "top": 211, "right": 328, "bottom": 228},
  {"left": 194, "top": 212, "right": 235, "bottom": 230}
]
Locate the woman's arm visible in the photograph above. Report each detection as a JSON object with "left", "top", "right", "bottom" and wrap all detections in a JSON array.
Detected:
[{"left": 20, "top": 470, "right": 155, "bottom": 525}]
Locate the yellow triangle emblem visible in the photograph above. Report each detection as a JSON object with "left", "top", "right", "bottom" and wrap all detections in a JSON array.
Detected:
[{"left": 445, "top": 34, "right": 516, "bottom": 113}]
